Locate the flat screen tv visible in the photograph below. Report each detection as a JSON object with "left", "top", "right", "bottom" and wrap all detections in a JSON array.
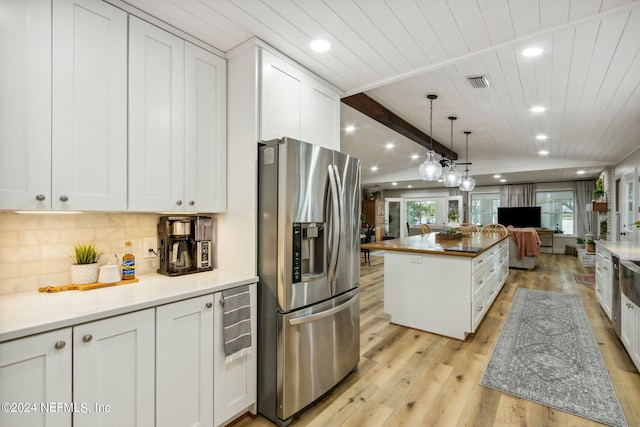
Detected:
[{"left": 497, "top": 206, "right": 541, "bottom": 228}]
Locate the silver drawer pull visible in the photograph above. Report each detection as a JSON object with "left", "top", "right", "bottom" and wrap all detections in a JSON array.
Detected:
[
  {"left": 206, "top": 302, "right": 213, "bottom": 309},
  {"left": 477, "top": 306, "right": 483, "bottom": 312},
  {"left": 289, "top": 294, "right": 358, "bottom": 326},
  {"left": 54, "top": 341, "right": 66, "bottom": 350},
  {"left": 82, "top": 334, "right": 92, "bottom": 343}
]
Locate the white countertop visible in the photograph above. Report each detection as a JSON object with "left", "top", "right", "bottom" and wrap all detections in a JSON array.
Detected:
[
  {"left": 0, "top": 269, "right": 258, "bottom": 342},
  {"left": 596, "top": 240, "right": 640, "bottom": 260}
]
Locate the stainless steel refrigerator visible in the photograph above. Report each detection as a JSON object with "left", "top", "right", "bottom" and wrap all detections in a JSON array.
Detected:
[{"left": 257, "top": 137, "right": 361, "bottom": 426}]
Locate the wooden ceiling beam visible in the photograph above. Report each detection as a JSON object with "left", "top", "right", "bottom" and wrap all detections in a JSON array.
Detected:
[{"left": 341, "top": 93, "right": 458, "bottom": 161}]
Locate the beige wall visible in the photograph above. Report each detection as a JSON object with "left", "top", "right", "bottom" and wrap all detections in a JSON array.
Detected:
[{"left": 0, "top": 212, "right": 162, "bottom": 295}]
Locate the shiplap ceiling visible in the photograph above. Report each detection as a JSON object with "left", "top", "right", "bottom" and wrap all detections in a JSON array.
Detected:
[{"left": 120, "top": 0, "right": 640, "bottom": 190}]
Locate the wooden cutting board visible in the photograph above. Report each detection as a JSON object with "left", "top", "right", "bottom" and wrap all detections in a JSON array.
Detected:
[{"left": 38, "top": 278, "right": 139, "bottom": 293}]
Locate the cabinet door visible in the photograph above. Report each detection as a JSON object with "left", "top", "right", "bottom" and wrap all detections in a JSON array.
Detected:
[
  {"left": 214, "top": 284, "right": 257, "bottom": 426},
  {"left": 52, "top": 0, "right": 127, "bottom": 211},
  {"left": 73, "top": 309, "right": 155, "bottom": 427},
  {"left": 129, "top": 16, "right": 185, "bottom": 212},
  {"left": 0, "top": 0, "right": 51, "bottom": 210},
  {"left": 301, "top": 79, "right": 340, "bottom": 149},
  {"left": 156, "top": 294, "right": 214, "bottom": 427},
  {"left": 260, "top": 50, "right": 302, "bottom": 141},
  {"left": 0, "top": 329, "right": 72, "bottom": 427},
  {"left": 185, "top": 43, "right": 227, "bottom": 212},
  {"left": 621, "top": 293, "right": 634, "bottom": 352}
]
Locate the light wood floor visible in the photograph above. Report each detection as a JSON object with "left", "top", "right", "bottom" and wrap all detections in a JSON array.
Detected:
[{"left": 236, "top": 253, "right": 640, "bottom": 426}]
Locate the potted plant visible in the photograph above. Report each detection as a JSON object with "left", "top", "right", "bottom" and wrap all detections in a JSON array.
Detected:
[
  {"left": 447, "top": 207, "right": 460, "bottom": 228},
  {"left": 593, "top": 177, "right": 605, "bottom": 202},
  {"left": 576, "top": 237, "right": 585, "bottom": 249},
  {"left": 70, "top": 243, "right": 102, "bottom": 284},
  {"left": 586, "top": 239, "right": 596, "bottom": 253},
  {"left": 600, "top": 219, "right": 608, "bottom": 239}
]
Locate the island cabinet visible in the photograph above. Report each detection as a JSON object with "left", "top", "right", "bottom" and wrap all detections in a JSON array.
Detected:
[
  {"left": 595, "top": 244, "right": 613, "bottom": 320},
  {"left": 381, "top": 237, "right": 509, "bottom": 340}
]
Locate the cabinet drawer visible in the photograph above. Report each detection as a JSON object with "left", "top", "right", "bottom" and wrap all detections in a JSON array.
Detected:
[
  {"left": 472, "top": 252, "right": 491, "bottom": 273},
  {"left": 471, "top": 286, "right": 490, "bottom": 332},
  {"left": 472, "top": 264, "right": 490, "bottom": 301}
]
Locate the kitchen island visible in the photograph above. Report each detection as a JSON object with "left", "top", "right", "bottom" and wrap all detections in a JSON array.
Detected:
[{"left": 362, "top": 232, "right": 509, "bottom": 340}]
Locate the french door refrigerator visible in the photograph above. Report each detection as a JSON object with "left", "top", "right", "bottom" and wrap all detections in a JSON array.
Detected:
[{"left": 257, "top": 137, "right": 361, "bottom": 426}]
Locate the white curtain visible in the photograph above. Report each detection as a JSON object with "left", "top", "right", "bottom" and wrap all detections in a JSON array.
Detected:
[
  {"left": 500, "top": 184, "right": 535, "bottom": 207},
  {"left": 575, "top": 180, "right": 597, "bottom": 237}
]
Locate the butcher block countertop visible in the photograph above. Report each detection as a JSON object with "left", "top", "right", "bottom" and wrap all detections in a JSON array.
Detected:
[{"left": 361, "top": 232, "right": 508, "bottom": 257}]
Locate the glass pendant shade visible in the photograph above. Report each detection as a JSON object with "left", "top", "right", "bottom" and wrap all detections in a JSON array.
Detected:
[
  {"left": 459, "top": 175, "right": 476, "bottom": 191},
  {"left": 459, "top": 131, "right": 475, "bottom": 191},
  {"left": 443, "top": 164, "right": 462, "bottom": 187},
  {"left": 419, "top": 149, "right": 442, "bottom": 181}
]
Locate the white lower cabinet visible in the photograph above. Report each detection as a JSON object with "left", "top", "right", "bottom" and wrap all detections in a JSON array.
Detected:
[
  {"left": 73, "top": 309, "right": 155, "bottom": 427},
  {"left": 0, "top": 329, "right": 72, "bottom": 427},
  {"left": 213, "top": 286, "right": 257, "bottom": 426},
  {"left": 621, "top": 293, "right": 640, "bottom": 371},
  {"left": 595, "top": 245, "right": 613, "bottom": 320},
  {"left": 156, "top": 294, "right": 215, "bottom": 427}
]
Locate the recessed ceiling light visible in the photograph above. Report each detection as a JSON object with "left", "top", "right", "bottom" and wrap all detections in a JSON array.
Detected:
[
  {"left": 536, "top": 134, "right": 548, "bottom": 140},
  {"left": 407, "top": 185, "right": 413, "bottom": 188},
  {"left": 391, "top": 182, "right": 398, "bottom": 186},
  {"left": 539, "top": 150, "right": 549, "bottom": 155},
  {"left": 530, "top": 106, "right": 546, "bottom": 113},
  {"left": 500, "top": 179, "right": 506, "bottom": 183},
  {"left": 411, "top": 154, "right": 419, "bottom": 160},
  {"left": 385, "top": 143, "right": 395, "bottom": 149},
  {"left": 310, "top": 39, "right": 331, "bottom": 52},
  {"left": 494, "top": 174, "right": 501, "bottom": 179},
  {"left": 522, "top": 47, "right": 543, "bottom": 57},
  {"left": 577, "top": 170, "right": 585, "bottom": 175},
  {"left": 344, "top": 125, "right": 355, "bottom": 133},
  {"left": 371, "top": 166, "right": 378, "bottom": 172},
  {"left": 437, "top": 179, "right": 443, "bottom": 183}
]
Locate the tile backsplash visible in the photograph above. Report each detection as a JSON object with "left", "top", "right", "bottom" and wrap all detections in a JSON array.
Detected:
[{"left": 0, "top": 212, "right": 163, "bottom": 295}]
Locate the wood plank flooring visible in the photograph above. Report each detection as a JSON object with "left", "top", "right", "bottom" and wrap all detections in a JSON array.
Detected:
[{"left": 235, "top": 253, "right": 640, "bottom": 426}]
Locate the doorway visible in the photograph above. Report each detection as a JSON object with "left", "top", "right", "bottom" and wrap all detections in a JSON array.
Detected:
[{"left": 384, "top": 198, "right": 401, "bottom": 239}]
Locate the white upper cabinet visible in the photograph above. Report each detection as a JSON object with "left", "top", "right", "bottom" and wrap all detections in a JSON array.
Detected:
[
  {"left": 52, "top": 0, "right": 128, "bottom": 210},
  {"left": 128, "top": 16, "right": 185, "bottom": 212},
  {"left": 129, "top": 18, "right": 226, "bottom": 212},
  {"left": 0, "top": 0, "right": 51, "bottom": 210},
  {"left": 260, "top": 49, "right": 340, "bottom": 150},
  {"left": 184, "top": 43, "right": 227, "bottom": 212}
]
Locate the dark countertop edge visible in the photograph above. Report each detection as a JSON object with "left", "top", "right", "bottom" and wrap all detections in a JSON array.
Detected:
[{"left": 361, "top": 234, "right": 508, "bottom": 258}]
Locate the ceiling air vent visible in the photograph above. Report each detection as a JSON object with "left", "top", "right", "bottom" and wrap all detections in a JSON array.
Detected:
[{"left": 466, "top": 75, "right": 491, "bottom": 88}]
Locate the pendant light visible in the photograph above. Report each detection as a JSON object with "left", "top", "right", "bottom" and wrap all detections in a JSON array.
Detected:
[
  {"left": 418, "top": 94, "right": 443, "bottom": 181},
  {"left": 442, "top": 116, "right": 462, "bottom": 187},
  {"left": 459, "top": 131, "right": 476, "bottom": 191}
]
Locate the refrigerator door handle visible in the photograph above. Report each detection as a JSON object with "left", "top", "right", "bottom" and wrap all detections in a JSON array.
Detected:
[
  {"left": 327, "top": 165, "right": 340, "bottom": 287},
  {"left": 288, "top": 293, "right": 359, "bottom": 326}
]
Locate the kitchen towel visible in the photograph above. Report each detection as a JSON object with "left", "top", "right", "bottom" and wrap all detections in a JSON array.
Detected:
[{"left": 222, "top": 285, "right": 252, "bottom": 363}]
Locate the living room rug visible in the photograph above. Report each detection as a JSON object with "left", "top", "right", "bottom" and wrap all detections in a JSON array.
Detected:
[
  {"left": 480, "top": 288, "right": 627, "bottom": 427},
  {"left": 574, "top": 272, "right": 595, "bottom": 285}
]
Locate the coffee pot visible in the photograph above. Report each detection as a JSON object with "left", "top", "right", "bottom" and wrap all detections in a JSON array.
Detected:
[{"left": 157, "top": 216, "right": 214, "bottom": 276}]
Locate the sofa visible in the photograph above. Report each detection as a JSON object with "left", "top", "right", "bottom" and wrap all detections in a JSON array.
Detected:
[{"left": 507, "top": 227, "right": 540, "bottom": 270}]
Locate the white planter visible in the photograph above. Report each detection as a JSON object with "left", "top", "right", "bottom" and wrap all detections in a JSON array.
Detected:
[{"left": 71, "top": 263, "right": 99, "bottom": 284}]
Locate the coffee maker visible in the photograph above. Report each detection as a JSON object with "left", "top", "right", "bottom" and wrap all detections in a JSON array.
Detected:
[{"left": 157, "top": 216, "right": 214, "bottom": 276}]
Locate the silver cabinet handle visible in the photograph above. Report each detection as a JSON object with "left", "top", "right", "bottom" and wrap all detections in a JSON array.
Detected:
[
  {"left": 54, "top": 341, "right": 66, "bottom": 350},
  {"left": 289, "top": 293, "right": 358, "bottom": 326},
  {"left": 477, "top": 306, "right": 483, "bottom": 312},
  {"left": 205, "top": 302, "right": 213, "bottom": 309},
  {"left": 36, "top": 194, "right": 46, "bottom": 201},
  {"left": 82, "top": 334, "right": 92, "bottom": 343},
  {"left": 59, "top": 195, "right": 69, "bottom": 202},
  {"left": 189, "top": 200, "right": 195, "bottom": 206},
  {"left": 220, "top": 298, "right": 225, "bottom": 307},
  {"left": 176, "top": 200, "right": 183, "bottom": 206}
]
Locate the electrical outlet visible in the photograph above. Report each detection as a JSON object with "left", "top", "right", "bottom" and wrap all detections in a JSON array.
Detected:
[{"left": 143, "top": 237, "right": 158, "bottom": 259}]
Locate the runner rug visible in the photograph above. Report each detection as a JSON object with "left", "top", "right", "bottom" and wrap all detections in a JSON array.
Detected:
[{"left": 480, "top": 288, "right": 627, "bottom": 427}]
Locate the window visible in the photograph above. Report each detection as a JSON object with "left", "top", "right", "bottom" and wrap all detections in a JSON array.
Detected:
[
  {"left": 405, "top": 198, "right": 445, "bottom": 225},
  {"left": 471, "top": 193, "right": 500, "bottom": 225},
  {"left": 536, "top": 190, "right": 573, "bottom": 234}
]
